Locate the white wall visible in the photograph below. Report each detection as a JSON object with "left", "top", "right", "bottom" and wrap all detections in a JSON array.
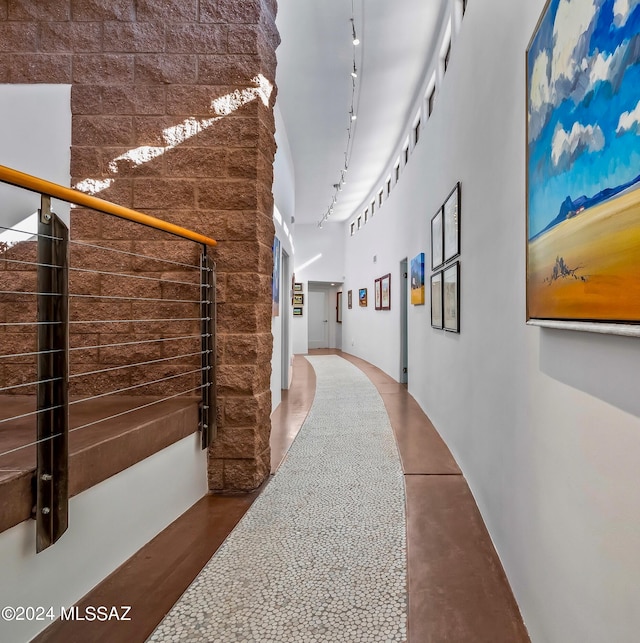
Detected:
[
  {"left": 0, "top": 435, "right": 207, "bottom": 643},
  {"left": 0, "top": 85, "right": 71, "bottom": 231},
  {"left": 320, "top": 1, "right": 640, "bottom": 641}
]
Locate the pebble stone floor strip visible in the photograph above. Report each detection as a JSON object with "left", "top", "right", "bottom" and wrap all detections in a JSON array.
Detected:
[{"left": 148, "top": 355, "right": 407, "bottom": 643}]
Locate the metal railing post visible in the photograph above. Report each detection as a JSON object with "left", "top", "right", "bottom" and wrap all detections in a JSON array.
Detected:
[
  {"left": 36, "top": 196, "right": 69, "bottom": 552},
  {"left": 200, "top": 246, "right": 216, "bottom": 449}
]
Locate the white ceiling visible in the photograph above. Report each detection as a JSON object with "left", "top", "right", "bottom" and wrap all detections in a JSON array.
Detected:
[{"left": 275, "top": 0, "right": 447, "bottom": 226}]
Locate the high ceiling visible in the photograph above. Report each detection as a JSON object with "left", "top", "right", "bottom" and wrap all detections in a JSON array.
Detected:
[{"left": 275, "top": 0, "right": 447, "bottom": 226}]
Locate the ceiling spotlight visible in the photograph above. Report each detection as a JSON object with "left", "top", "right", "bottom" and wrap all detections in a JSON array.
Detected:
[
  {"left": 351, "top": 63, "right": 358, "bottom": 78},
  {"left": 351, "top": 112, "right": 357, "bottom": 121}
]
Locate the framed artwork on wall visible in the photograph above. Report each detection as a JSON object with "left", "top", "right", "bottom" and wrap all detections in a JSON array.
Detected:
[
  {"left": 293, "top": 293, "right": 304, "bottom": 305},
  {"left": 443, "top": 182, "right": 461, "bottom": 263},
  {"left": 374, "top": 278, "right": 382, "bottom": 310},
  {"left": 410, "top": 253, "right": 425, "bottom": 305},
  {"left": 431, "top": 209, "right": 443, "bottom": 270},
  {"left": 431, "top": 271, "right": 443, "bottom": 329},
  {"left": 293, "top": 306, "right": 303, "bottom": 316},
  {"left": 359, "top": 288, "right": 368, "bottom": 307},
  {"left": 443, "top": 262, "right": 460, "bottom": 333},
  {"left": 294, "top": 282, "right": 303, "bottom": 292},
  {"left": 380, "top": 273, "right": 391, "bottom": 310},
  {"left": 348, "top": 290, "right": 353, "bottom": 309},
  {"left": 526, "top": 0, "right": 640, "bottom": 335},
  {"left": 337, "top": 291, "right": 343, "bottom": 323}
]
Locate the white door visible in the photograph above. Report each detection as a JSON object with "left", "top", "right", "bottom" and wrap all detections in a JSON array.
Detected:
[{"left": 308, "top": 289, "right": 329, "bottom": 349}]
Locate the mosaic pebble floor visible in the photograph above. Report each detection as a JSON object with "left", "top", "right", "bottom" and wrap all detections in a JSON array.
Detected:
[{"left": 148, "top": 355, "right": 407, "bottom": 642}]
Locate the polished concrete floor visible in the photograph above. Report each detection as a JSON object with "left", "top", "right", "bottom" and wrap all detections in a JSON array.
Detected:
[{"left": 35, "top": 351, "right": 529, "bottom": 643}]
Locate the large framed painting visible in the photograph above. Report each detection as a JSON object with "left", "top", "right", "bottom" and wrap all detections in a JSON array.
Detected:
[
  {"left": 443, "top": 183, "right": 461, "bottom": 263},
  {"left": 431, "top": 271, "right": 443, "bottom": 329},
  {"left": 411, "top": 253, "right": 425, "bottom": 305},
  {"left": 359, "top": 288, "right": 368, "bottom": 307},
  {"left": 526, "top": 0, "right": 640, "bottom": 335}
]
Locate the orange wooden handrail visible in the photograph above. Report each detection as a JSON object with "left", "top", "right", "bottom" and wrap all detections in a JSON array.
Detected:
[{"left": 0, "top": 164, "right": 217, "bottom": 247}]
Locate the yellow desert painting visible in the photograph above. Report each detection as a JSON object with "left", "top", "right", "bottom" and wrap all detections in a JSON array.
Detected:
[{"left": 527, "top": 0, "right": 640, "bottom": 323}]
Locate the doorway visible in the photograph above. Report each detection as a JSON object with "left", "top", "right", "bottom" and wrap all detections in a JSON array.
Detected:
[
  {"left": 400, "top": 258, "right": 408, "bottom": 384},
  {"left": 281, "top": 250, "right": 290, "bottom": 388},
  {"left": 308, "top": 289, "right": 329, "bottom": 349}
]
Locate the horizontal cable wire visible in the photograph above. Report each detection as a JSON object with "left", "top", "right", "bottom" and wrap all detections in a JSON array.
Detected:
[
  {"left": 69, "top": 317, "right": 206, "bottom": 325},
  {"left": 69, "top": 334, "right": 201, "bottom": 353},
  {"left": 0, "top": 405, "right": 64, "bottom": 426},
  {"left": 0, "top": 376, "right": 62, "bottom": 394},
  {"left": 70, "top": 351, "right": 205, "bottom": 379},
  {"left": 0, "top": 348, "right": 62, "bottom": 360},
  {"left": 69, "top": 384, "right": 206, "bottom": 434},
  {"left": 70, "top": 292, "right": 202, "bottom": 304},
  {"left": 0, "top": 291, "right": 59, "bottom": 297},
  {"left": 69, "top": 367, "right": 204, "bottom": 405},
  {"left": 2, "top": 258, "right": 62, "bottom": 269},
  {"left": 0, "top": 224, "right": 62, "bottom": 241},
  {"left": 69, "top": 265, "right": 199, "bottom": 287},
  {"left": 0, "top": 432, "right": 64, "bottom": 458},
  {"left": 0, "top": 321, "right": 60, "bottom": 327},
  {"left": 70, "top": 240, "right": 201, "bottom": 270}
]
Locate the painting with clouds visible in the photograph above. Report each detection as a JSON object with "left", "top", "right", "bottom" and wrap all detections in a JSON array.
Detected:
[{"left": 526, "top": 0, "right": 640, "bottom": 325}]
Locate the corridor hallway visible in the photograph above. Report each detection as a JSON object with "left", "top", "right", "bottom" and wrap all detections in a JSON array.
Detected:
[{"left": 36, "top": 352, "right": 529, "bottom": 643}]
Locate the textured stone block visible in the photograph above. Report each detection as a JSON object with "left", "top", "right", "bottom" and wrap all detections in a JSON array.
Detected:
[
  {"left": 197, "top": 179, "right": 257, "bottom": 210},
  {"left": 222, "top": 332, "right": 272, "bottom": 365},
  {"left": 166, "top": 24, "right": 227, "bottom": 54},
  {"left": 226, "top": 272, "right": 270, "bottom": 303},
  {"left": 198, "top": 55, "right": 261, "bottom": 85},
  {"left": 165, "top": 147, "right": 227, "bottom": 178},
  {"left": 71, "top": 85, "right": 102, "bottom": 115},
  {"left": 71, "top": 146, "right": 102, "bottom": 177},
  {"left": 71, "top": 0, "right": 135, "bottom": 22},
  {"left": 6, "top": 54, "right": 72, "bottom": 83},
  {"left": 39, "top": 22, "right": 102, "bottom": 53},
  {"left": 222, "top": 456, "right": 269, "bottom": 491},
  {"left": 103, "top": 22, "right": 166, "bottom": 53},
  {"left": 132, "top": 178, "right": 196, "bottom": 209},
  {"left": 0, "top": 23, "right": 38, "bottom": 53},
  {"left": 134, "top": 54, "right": 197, "bottom": 85},
  {"left": 73, "top": 115, "right": 134, "bottom": 146},
  {"left": 73, "top": 54, "right": 135, "bottom": 84},
  {"left": 9, "top": 0, "right": 70, "bottom": 21},
  {"left": 227, "top": 148, "right": 258, "bottom": 179},
  {"left": 101, "top": 85, "right": 166, "bottom": 115},
  {"left": 227, "top": 25, "right": 260, "bottom": 54},
  {"left": 136, "top": 0, "right": 197, "bottom": 22},
  {"left": 200, "top": 0, "right": 261, "bottom": 24}
]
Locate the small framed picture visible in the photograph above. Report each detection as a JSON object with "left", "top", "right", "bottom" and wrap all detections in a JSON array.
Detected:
[
  {"left": 431, "top": 209, "right": 444, "bottom": 270},
  {"left": 431, "top": 271, "right": 443, "bottom": 329},
  {"left": 359, "top": 288, "right": 368, "bottom": 307},
  {"left": 348, "top": 289, "right": 353, "bottom": 309},
  {"left": 293, "top": 306, "right": 303, "bottom": 316},
  {"left": 294, "top": 282, "right": 303, "bottom": 292},
  {"left": 293, "top": 293, "right": 304, "bottom": 305},
  {"left": 410, "top": 253, "right": 425, "bottom": 305},
  {"left": 336, "top": 291, "right": 343, "bottom": 323},
  {"left": 443, "top": 261, "right": 460, "bottom": 333},
  {"left": 374, "top": 278, "right": 382, "bottom": 310},
  {"left": 380, "top": 273, "right": 391, "bottom": 310},
  {"left": 443, "top": 182, "right": 461, "bottom": 263}
]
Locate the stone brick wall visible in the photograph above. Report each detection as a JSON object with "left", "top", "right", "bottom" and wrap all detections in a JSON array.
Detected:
[{"left": 0, "top": 0, "right": 280, "bottom": 492}]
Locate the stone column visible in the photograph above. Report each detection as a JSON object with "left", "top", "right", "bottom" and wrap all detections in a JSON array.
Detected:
[{"left": 0, "top": 0, "right": 280, "bottom": 492}]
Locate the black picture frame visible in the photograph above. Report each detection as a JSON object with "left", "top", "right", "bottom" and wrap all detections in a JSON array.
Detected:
[
  {"left": 431, "top": 209, "right": 444, "bottom": 270},
  {"left": 431, "top": 271, "right": 443, "bottom": 329},
  {"left": 443, "top": 261, "right": 460, "bottom": 333},
  {"left": 443, "top": 182, "right": 461, "bottom": 264}
]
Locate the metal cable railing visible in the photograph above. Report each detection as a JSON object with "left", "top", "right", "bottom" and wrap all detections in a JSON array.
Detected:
[{"left": 0, "top": 164, "right": 217, "bottom": 553}]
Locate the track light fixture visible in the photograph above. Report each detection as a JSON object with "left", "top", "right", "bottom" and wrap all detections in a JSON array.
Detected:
[{"left": 317, "top": 3, "right": 361, "bottom": 228}]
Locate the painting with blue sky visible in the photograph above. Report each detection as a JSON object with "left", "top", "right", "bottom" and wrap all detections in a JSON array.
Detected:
[{"left": 527, "top": 0, "right": 640, "bottom": 324}]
